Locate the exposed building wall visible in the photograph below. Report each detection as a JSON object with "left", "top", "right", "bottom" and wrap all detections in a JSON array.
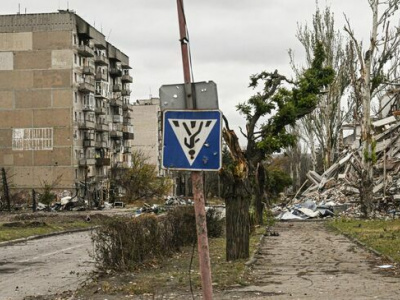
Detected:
[
  {"left": 0, "top": 29, "right": 74, "bottom": 190},
  {"left": 131, "top": 99, "right": 160, "bottom": 171}
]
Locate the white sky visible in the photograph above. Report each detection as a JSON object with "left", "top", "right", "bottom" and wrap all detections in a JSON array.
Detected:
[{"left": 2, "top": 0, "right": 373, "bottom": 145}]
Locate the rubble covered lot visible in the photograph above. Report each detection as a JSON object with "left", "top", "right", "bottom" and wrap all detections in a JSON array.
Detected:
[{"left": 276, "top": 114, "right": 400, "bottom": 220}]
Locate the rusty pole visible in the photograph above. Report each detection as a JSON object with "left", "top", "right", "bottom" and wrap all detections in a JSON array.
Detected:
[{"left": 176, "top": 1, "right": 213, "bottom": 299}]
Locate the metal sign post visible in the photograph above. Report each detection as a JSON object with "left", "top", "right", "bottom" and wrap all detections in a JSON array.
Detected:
[{"left": 175, "top": 1, "right": 213, "bottom": 299}]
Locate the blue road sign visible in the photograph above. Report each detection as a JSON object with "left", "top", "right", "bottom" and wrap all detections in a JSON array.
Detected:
[{"left": 162, "top": 110, "right": 222, "bottom": 171}]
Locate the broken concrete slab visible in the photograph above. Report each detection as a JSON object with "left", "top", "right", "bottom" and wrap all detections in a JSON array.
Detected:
[
  {"left": 277, "top": 211, "right": 305, "bottom": 220},
  {"left": 297, "top": 207, "right": 321, "bottom": 218},
  {"left": 372, "top": 116, "right": 397, "bottom": 128}
]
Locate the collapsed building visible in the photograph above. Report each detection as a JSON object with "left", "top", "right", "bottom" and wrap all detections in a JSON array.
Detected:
[{"left": 278, "top": 92, "right": 400, "bottom": 219}]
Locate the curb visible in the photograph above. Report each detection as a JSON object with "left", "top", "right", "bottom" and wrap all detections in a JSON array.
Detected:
[
  {"left": 0, "top": 226, "right": 100, "bottom": 248},
  {"left": 327, "top": 224, "right": 396, "bottom": 264},
  {"left": 245, "top": 233, "right": 266, "bottom": 267}
]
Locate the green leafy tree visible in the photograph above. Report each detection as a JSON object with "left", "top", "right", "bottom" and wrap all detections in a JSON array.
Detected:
[
  {"left": 222, "top": 41, "right": 334, "bottom": 260},
  {"left": 265, "top": 167, "right": 293, "bottom": 204}
]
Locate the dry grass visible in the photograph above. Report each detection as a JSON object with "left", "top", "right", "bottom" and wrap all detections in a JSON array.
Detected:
[
  {"left": 0, "top": 213, "right": 108, "bottom": 242},
  {"left": 327, "top": 218, "right": 400, "bottom": 262},
  {"left": 76, "top": 227, "right": 264, "bottom": 298}
]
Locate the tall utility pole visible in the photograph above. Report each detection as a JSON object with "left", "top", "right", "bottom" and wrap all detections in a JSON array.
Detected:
[{"left": 176, "top": 1, "right": 213, "bottom": 299}]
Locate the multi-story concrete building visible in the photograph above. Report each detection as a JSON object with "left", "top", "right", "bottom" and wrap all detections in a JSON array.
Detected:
[
  {"left": 131, "top": 97, "right": 162, "bottom": 174},
  {"left": 0, "top": 10, "right": 134, "bottom": 203}
]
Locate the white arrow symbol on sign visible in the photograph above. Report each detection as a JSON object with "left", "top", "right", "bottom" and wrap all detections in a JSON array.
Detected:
[{"left": 169, "top": 119, "right": 217, "bottom": 166}]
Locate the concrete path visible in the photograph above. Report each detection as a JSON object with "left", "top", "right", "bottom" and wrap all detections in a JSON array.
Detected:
[
  {"left": 0, "top": 231, "right": 95, "bottom": 300},
  {"left": 219, "top": 222, "right": 400, "bottom": 300}
]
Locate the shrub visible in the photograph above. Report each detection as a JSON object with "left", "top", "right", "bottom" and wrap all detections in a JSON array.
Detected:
[{"left": 92, "top": 206, "right": 225, "bottom": 271}]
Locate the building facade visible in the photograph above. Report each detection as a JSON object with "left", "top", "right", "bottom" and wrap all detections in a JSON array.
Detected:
[
  {"left": 131, "top": 97, "right": 162, "bottom": 174},
  {"left": 0, "top": 11, "right": 134, "bottom": 203}
]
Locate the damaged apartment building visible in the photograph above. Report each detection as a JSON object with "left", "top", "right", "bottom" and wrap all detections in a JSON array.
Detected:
[
  {"left": 280, "top": 89, "right": 400, "bottom": 219},
  {"left": 0, "top": 11, "right": 134, "bottom": 203}
]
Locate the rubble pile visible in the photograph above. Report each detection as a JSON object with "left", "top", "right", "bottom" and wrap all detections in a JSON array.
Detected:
[{"left": 278, "top": 115, "right": 400, "bottom": 220}]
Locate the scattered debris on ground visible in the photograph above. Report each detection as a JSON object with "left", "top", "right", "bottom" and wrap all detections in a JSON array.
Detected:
[{"left": 277, "top": 115, "right": 400, "bottom": 220}]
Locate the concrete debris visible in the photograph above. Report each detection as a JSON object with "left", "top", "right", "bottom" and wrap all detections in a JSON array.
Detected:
[
  {"left": 377, "top": 264, "right": 394, "bottom": 269},
  {"left": 281, "top": 114, "right": 400, "bottom": 220},
  {"left": 164, "top": 196, "right": 193, "bottom": 206}
]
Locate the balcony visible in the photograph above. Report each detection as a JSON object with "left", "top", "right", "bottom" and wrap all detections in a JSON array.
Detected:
[
  {"left": 123, "top": 112, "right": 132, "bottom": 119},
  {"left": 121, "top": 74, "right": 133, "bottom": 83},
  {"left": 95, "top": 107, "right": 107, "bottom": 115},
  {"left": 95, "top": 89, "right": 108, "bottom": 99},
  {"left": 82, "top": 66, "right": 95, "bottom": 75},
  {"left": 114, "top": 146, "right": 122, "bottom": 153},
  {"left": 82, "top": 105, "right": 95, "bottom": 112},
  {"left": 122, "top": 103, "right": 133, "bottom": 111},
  {"left": 121, "top": 88, "right": 131, "bottom": 96},
  {"left": 110, "top": 130, "right": 123, "bottom": 139},
  {"left": 77, "top": 45, "right": 94, "bottom": 57},
  {"left": 113, "top": 84, "right": 122, "bottom": 93},
  {"left": 113, "top": 115, "right": 123, "bottom": 123},
  {"left": 110, "top": 98, "right": 122, "bottom": 107},
  {"left": 78, "top": 82, "right": 95, "bottom": 94},
  {"left": 123, "top": 132, "right": 134, "bottom": 140},
  {"left": 83, "top": 139, "right": 96, "bottom": 147},
  {"left": 95, "top": 72, "right": 108, "bottom": 81},
  {"left": 122, "top": 125, "right": 133, "bottom": 133},
  {"left": 95, "top": 140, "right": 108, "bottom": 148},
  {"left": 95, "top": 123, "right": 109, "bottom": 132},
  {"left": 94, "top": 55, "right": 109, "bottom": 66},
  {"left": 83, "top": 132, "right": 95, "bottom": 140},
  {"left": 77, "top": 119, "right": 95, "bottom": 130},
  {"left": 110, "top": 68, "right": 122, "bottom": 77},
  {"left": 96, "top": 157, "right": 111, "bottom": 166},
  {"left": 79, "top": 158, "right": 96, "bottom": 166},
  {"left": 123, "top": 146, "right": 132, "bottom": 153}
]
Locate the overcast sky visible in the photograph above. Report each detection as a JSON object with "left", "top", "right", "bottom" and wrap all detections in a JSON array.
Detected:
[{"left": 3, "top": 0, "right": 372, "bottom": 144}]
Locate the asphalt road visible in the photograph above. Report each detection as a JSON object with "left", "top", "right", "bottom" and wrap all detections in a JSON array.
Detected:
[{"left": 0, "top": 231, "right": 95, "bottom": 300}]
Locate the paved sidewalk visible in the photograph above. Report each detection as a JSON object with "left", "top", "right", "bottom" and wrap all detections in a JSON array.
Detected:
[{"left": 219, "top": 222, "right": 400, "bottom": 300}]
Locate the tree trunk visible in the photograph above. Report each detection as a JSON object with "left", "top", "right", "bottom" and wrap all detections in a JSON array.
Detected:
[
  {"left": 310, "top": 131, "right": 317, "bottom": 171},
  {"left": 360, "top": 167, "right": 374, "bottom": 217},
  {"left": 225, "top": 178, "right": 250, "bottom": 260},
  {"left": 359, "top": 0, "right": 377, "bottom": 218},
  {"left": 254, "top": 163, "right": 265, "bottom": 225}
]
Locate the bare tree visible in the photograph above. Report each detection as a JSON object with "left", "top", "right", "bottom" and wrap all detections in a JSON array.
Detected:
[
  {"left": 344, "top": 0, "right": 400, "bottom": 217},
  {"left": 110, "top": 150, "right": 171, "bottom": 202},
  {"left": 291, "top": 6, "right": 352, "bottom": 170}
]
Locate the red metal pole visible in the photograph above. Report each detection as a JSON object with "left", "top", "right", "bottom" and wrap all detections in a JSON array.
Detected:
[
  {"left": 176, "top": 0, "right": 191, "bottom": 84},
  {"left": 192, "top": 171, "right": 213, "bottom": 299},
  {"left": 176, "top": 1, "right": 213, "bottom": 299}
]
